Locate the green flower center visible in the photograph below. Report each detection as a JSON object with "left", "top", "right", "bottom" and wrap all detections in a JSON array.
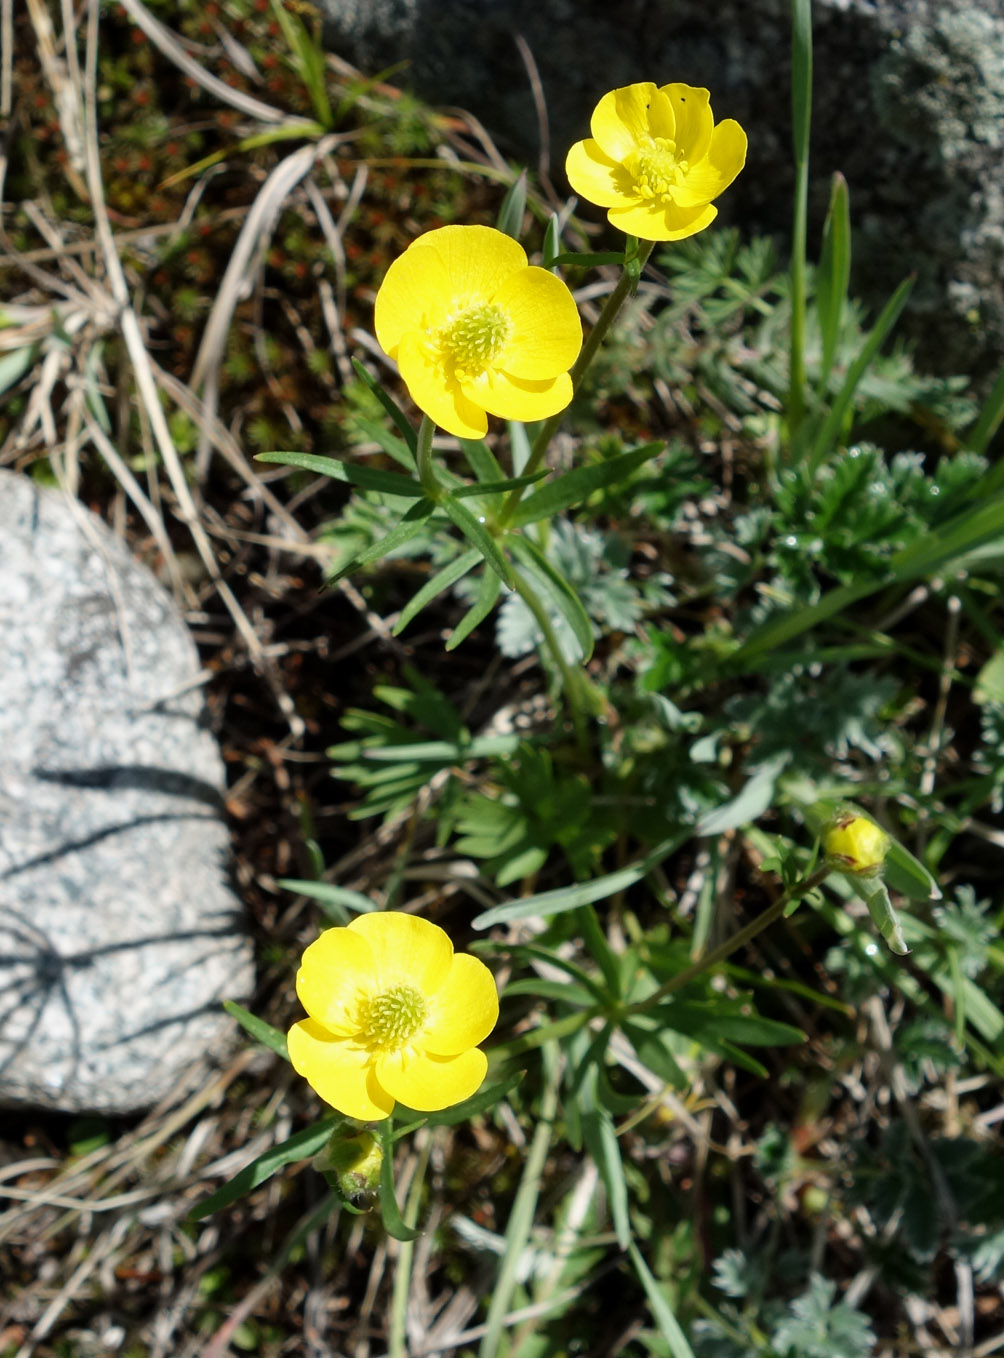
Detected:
[
  {"left": 631, "top": 138, "right": 689, "bottom": 200},
  {"left": 359, "top": 984, "right": 427, "bottom": 1050},
  {"left": 440, "top": 301, "right": 511, "bottom": 380}
]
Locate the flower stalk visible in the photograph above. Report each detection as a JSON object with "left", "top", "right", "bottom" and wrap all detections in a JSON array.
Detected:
[
  {"left": 510, "top": 567, "right": 592, "bottom": 751},
  {"left": 627, "top": 864, "right": 832, "bottom": 1017},
  {"left": 416, "top": 414, "right": 440, "bottom": 500},
  {"left": 499, "top": 239, "right": 655, "bottom": 525}
]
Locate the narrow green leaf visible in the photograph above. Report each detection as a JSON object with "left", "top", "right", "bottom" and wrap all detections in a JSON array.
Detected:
[
  {"left": 440, "top": 495, "right": 513, "bottom": 587},
  {"left": 510, "top": 537, "right": 594, "bottom": 663},
  {"left": 695, "top": 754, "right": 788, "bottom": 837},
  {"left": 350, "top": 416, "right": 417, "bottom": 471},
  {"left": 446, "top": 568, "right": 503, "bottom": 650},
  {"left": 509, "top": 442, "right": 662, "bottom": 527},
  {"left": 189, "top": 1118, "right": 336, "bottom": 1220},
  {"left": 223, "top": 1000, "right": 289, "bottom": 1061},
  {"left": 547, "top": 250, "right": 626, "bottom": 269},
  {"left": 628, "top": 1242, "right": 698, "bottom": 1358},
  {"left": 451, "top": 470, "right": 548, "bottom": 498},
  {"left": 256, "top": 449, "right": 425, "bottom": 499},
  {"left": 791, "top": 0, "right": 812, "bottom": 173},
  {"left": 351, "top": 357, "right": 418, "bottom": 455},
  {"left": 542, "top": 212, "right": 562, "bottom": 269},
  {"left": 856, "top": 875, "right": 909, "bottom": 955},
  {"left": 581, "top": 1101, "right": 631, "bottom": 1249},
  {"left": 472, "top": 834, "right": 687, "bottom": 928},
  {"left": 496, "top": 170, "right": 527, "bottom": 239},
  {"left": 393, "top": 549, "right": 480, "bottom": 635},
  {"left": 509, "top": 420, "right": 532, "bottom": 475},
  {"left": 578, "top": 905, "right": 622, "bottom": 1000},
  {"left": 269, "top": 0, "right": 332, "bottom": 128},
  {"left": 276, "top": 878, "right": 378, "bottom": 923},
  {"left": 808, "top": 274, "right": 914, "bottom": 473},
  {"left": 816, "top": 172, "right": 851, "bottom": 391},
  {"left": 884, "top": 839, "right": 942, "bottom": 902},
  {"left": 965, "top": 358, "right": 1004, "bottom": 462},
  {"left": 622, "top": 1020, "right": 688, "bottom": 1088},
  {"left": 653, "top": 1001, "right": 806, "bottom": 1047},
  {"left": 355, "top": 734, "right": 520, "bottom": 761},
  {"left": 888, "top": 487, "right": 1004, "bottom": 582},
  {"left": 377, "top": 1126, "right": 422, "bottom": 1242},
  {"left": 731, "top": 581, "right": 874, "bottom": 667},
  {"left": 328, "top": 499, "right": 436, "bottom": 583}
]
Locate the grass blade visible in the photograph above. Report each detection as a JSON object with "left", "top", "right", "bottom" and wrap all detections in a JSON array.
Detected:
[
  {"left": 816, "top": 172, "right": 851, "bottom": 392},
  {"left": 789, "top": 0, "right": 812, "bottom": 439},
  {"left": 808, "top": 274, "right": 914, "bottom": 474},
  {"left": 628, "top": 1241, "right": 697, "bottom": 1358},
  {"left": 965, "top": 359, "right": 1004, "bottom": 463}
]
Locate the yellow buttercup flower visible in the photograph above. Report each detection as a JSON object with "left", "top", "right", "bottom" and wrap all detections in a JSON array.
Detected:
[
  {"left": 824, "top": 812, "right": 891, "bottom": 876},
  {"left": 374, "top": 224, "right": 582, "bottom": 439},
  {"left": 565, "top": 82, "right": 747, "bottom": 242},
  {"left": 288, "top": 911, "right": 499, "bottom": 1121}
]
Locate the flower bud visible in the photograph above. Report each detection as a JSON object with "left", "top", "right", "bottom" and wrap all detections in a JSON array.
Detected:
[
  {"left": 314, "top": 1130, "right": 382, "bottom": 1209},
  {"left": 823, "top": 812, "right": 890, "bottom": 876}
]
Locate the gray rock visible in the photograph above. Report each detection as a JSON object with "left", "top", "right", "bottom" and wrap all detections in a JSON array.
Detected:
[
  {"left": 321, "top": 0, "right": 1004, "bottom": 383},
  {"left": 0, "top": 470, "right": 254, "bottom": 1115}
]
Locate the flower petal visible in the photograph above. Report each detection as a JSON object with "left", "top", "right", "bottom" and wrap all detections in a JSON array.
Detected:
[
  {"left": 423, "top": 953, "right": 499, "bottom": 1056},
  {"left": 671, "top": 119, "right": 748, "bottom": 209},
  {"left": 608, "top": 198, "right": 718, "bottom": 243},
  {"left": 565, "top": 138, "right": 634, "bottom": 209},
  {"left": 493, "top": 267, "right": 582, "bottom": 379},
  {"left": 660, "top": 84, "right": 713, "bottom": 164},
  {"left": 422, "top": 223, "right": 527, "bottom": 304},
  {"left": 288, "top": 1019, "right": 394, "bottom": 1120},
  {"left": 348, "top": 911, "right": 455, "bottom": 995},
  {"left": 462, "top": 368, "right": 573, "bottom": 424},
  {"left": 376, "top": 1045, "right": 488, "bottom": 1111},
  {"left": 590, "top": 83, "right": 661, "bottom": 161},
  {"left": 397, "top": 331, "right": 488, "bottom": 438},
  {"left": 374, "top": 242, "right": 452, "bottom": 357},
  {"left": 296, "top": 926, "right": 375, "bottom": 1032}
]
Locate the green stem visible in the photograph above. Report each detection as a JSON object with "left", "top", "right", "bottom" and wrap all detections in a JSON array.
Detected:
[
  {"left": 416, "top": 413, "right": 440, "bottom": 499},
  {"left": 511, "top": 567, "right": 590, "bottom": 751},
  {"left": 498, "top": 239, "right": 655, "bottom": 526},
  {"left": 387, "top": 1132, "right": 432, "bottom": 1358},
  {"left": 788, "top": 0, "right": 813, "bottom": 446},
  {"left": 627, "top": 865, "right": 831, "bottom": 1017}
]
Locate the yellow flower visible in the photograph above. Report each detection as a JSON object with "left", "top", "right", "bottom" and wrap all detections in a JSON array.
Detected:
[
  {"left": 824, "top": 813, "right": 891, "bottom": 876},
  {"left": 565, "top": 82, "right": 747, "bottom": 242},
  {"left": 288, "top": 911, "right": 499, "bottom": 1121},
  {"left": 374, "top": 224, "right": 582, "bottom": 439}
]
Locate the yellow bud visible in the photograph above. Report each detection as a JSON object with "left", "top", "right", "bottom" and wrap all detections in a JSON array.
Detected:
[
  {"left": 823, "top": 813, "right": 890, "bottom": 876},
  {"left": 314, "top": 1130, "right": 382, "bottom": 1208}
]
